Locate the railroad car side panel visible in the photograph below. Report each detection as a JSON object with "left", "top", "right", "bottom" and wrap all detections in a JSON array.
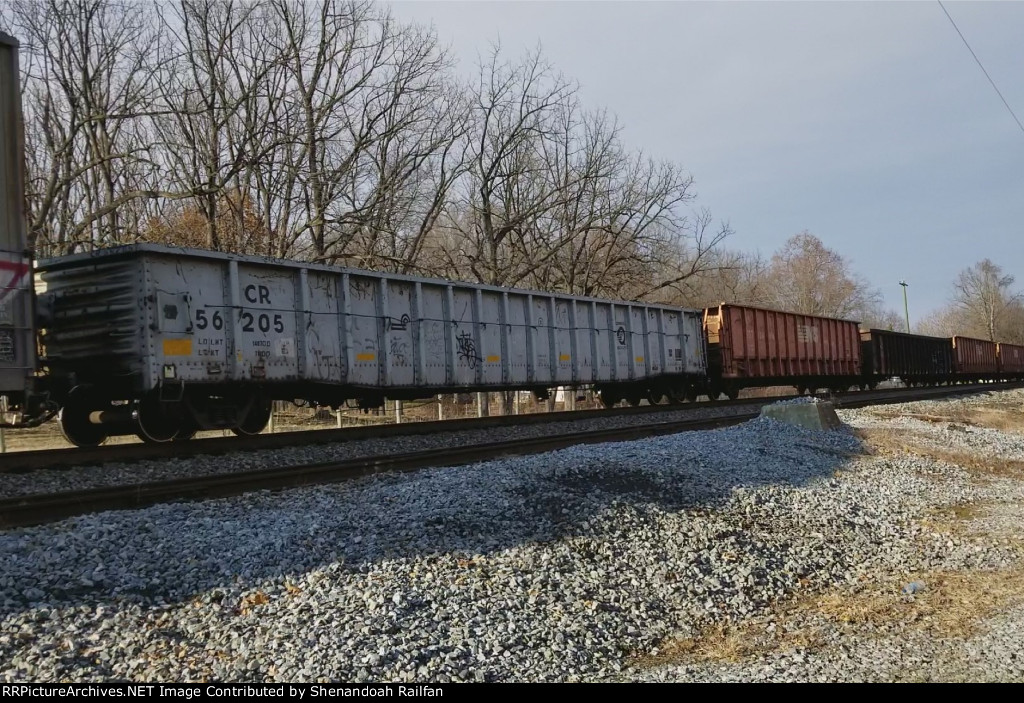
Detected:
[
  {"left": 612, "top": 305, "right": 630, "bottom": 380},
  {"left": 659, "top": 309, "right": 679, "bottom": 376},
  {"left": 530, "top": 296, "right": 553, "bottom": 385},
  {"left": 997, "top": 342, "right": 1024, "bottom": 375},
  {"left": 479, "top": 290, "right": 502, "bottom": 385},
  {"left": 305, "top": 271, "right": 342, "bottom": 384},
  {"left": 641, "top": 307, "right": 658, "bottom": 376},
  {"left": 593, "top": 303, "right": 613, "bottom": 379},
  {"left": 860, "top": 329, "right": 954, "bottom": 380},
  {"left": 384, "top": 279, "right": 415, "bottom": 387},
  {"left": 679, "top": 309, "right": 706, "bottom": 376},
  {"left": 629, "top": 306, "right": 646, "bottom": 379},
  {"left": 347, "top": 274, "right": 381, "bottom": 387},
  {"left": 553, "top": 297, "right": 573, "bottom": 384},
  {"left": 505, "top": 293, "right": 529, "bottom": 385},
  {"left": 706, "top": 304, "right": 861, "bottom": 382},
  {"left": 952, "top": 336, "right": 998, "bottom": 376},
  {"left": 0, "top": 33, "right": 34, "bottom": 400},
  {"left": 234, "top": 264, "right": 300, "bottom": 382},
  {"left": 39, "top": 257, "right": 144, "bottom": 388},
  {"left": 419, "top": 283, "right": 448, "bottom": 386},
  {"left": 451, "top": 286, "right": 479, "bottom": 387},
  {"left": 146, "top": 257, "right": 228, "bottom": 388}
]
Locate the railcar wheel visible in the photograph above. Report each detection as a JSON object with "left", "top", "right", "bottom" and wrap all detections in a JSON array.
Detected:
[
  {"left": 136, "top": 391, "right": 182, "bottom": 443},
  {"left": 725, "top": 389, "right": 740, "bottom": 401},
  {"left": 626, "top": 393, "right": 643, "bottom": 407},
  {"left": 59, "top": 386, "right": 109, "bottom": 448},
  {"left": 233, "top": 398, "right": 272, "bottom": 436},
  {"left": 647, "top": 390, "right": 666, "bottom": 405},
  {"left": 598, "top": 389, "right": 619, "bottom": 408}
]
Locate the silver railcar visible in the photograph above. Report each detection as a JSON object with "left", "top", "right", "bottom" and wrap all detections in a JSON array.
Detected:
[
  {"left": 38, "top": 245, "right": 707, "bottom": 445},
  {"left": 0, "top": 33, "right": 37, "bottom": 422}
]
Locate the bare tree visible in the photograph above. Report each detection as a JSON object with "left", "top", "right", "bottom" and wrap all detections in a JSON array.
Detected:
[
  {"left": 952, "top": 259, "right": 1021, "bottom": 342},
  {"left": 443, "top": 43, "right": 579, "bottom": 286},
  {"left": 920, "top": 259, "right": 1024, "bottom": 343},
  {"left": 765, "top": 231, "right": 881, "bottom": 319},
  {"left": 5, "top": 0, "right": 160, "bottom": 255}
]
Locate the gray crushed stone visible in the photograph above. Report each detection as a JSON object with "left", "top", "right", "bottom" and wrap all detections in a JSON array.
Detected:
[{"left": 1, "top": 389, "right": 1022, "bottom": 682}]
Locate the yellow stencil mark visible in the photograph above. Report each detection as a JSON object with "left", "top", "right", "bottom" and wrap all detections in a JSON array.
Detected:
[
  {"left": 486, "top": 355, "right": 501, "bottom": 363},
  {"left": 163, "top": 338, "right": 193, "bottom": 356},
  {"left": 356, "top": 352, "right": 376, "bottom": 362},
  {"left": 635, "top": 356, "right": 645, "bottom": 363},
  {"left": 559, "top": 354, "right": 571, "bottom": 362}
]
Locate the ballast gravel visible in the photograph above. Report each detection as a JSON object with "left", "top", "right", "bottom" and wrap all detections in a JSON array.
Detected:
[
  {"left": 2, "top": 389, "right": 1023, "bottom": 682},
  {"left": 0, "top": 402, "right": 768, "bottom": 499}
]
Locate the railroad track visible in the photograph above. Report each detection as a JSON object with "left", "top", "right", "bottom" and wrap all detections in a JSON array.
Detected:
[
  {"left": 0, "top": 381, "right": 1019, "bottom": 530},
  {"left": 6, "top": 381, "right": 1021, "bottom": 474},
  {"left": 0, "top": 394, "right": 785, "bottom": 473}
]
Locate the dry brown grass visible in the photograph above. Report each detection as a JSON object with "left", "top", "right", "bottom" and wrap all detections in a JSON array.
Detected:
[
  {"left": 868, "top": 406, "right": 1024, "bottom": 435},
  {"left": 818, "top": 567, "right": 1024, "bottom": 638},
  {"left": 635, "top": 483, "right": 1024, "bottom": 671},
  {"left": 854, "top": 427, "right": 1024, "bottom": 480},
  {"left": 637, "top": 563, "right": 1024, "bottom": 669}
]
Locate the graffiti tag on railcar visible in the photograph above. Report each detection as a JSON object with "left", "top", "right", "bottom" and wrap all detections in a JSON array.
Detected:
[
  {"left": 386, "top": 314, "right": 411, "bottom": 331},
  {"left": 456, "top": 331, "right": 482, "bottom": 369},
  {"left": 390, "top": 338, "right": 409, "bottom": 367},
  {"left": 615, "top": 326, "right": 627, "bottom": 345}
]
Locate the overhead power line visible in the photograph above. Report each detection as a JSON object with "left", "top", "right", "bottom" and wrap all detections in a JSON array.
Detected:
[{"left": 937, "top": 0, "right": 1024, "bottom": 137}]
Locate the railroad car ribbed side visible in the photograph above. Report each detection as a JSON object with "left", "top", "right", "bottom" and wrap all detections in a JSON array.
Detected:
[
  {"left": 951, "top": 336, "right": 999, "bottom": 379},
  {"left": 36, "top": 244, "right": 708, "bottom": 443},
  {"left": 0, "top": 33, "right": 35, "bottom": 406},
  {"left": 704, "top": 303, "right": 862, "bottom": 397},
  {"left": 996, "top": 342, "right": 1024, "bottom": 377},
  {"left": 859, "top": 329, "right": 954, "bottom": 386}
]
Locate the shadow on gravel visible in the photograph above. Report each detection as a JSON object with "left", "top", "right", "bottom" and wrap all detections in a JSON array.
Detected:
[{"left": 0, "top": 419, "right": 869, "bottom": 617}]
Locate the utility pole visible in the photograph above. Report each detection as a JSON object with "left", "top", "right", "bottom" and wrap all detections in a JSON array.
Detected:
[{"left": 899, "top": 280, "right": 910, "bottom": 333}]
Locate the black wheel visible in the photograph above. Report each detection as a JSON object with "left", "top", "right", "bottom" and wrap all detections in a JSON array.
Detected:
[
  {"left": 135, "top": 391, "right": 182, "bottom": 443},
  {"left": 598, "top": 389, "right": 620, "bottom": 408},
  {"left": 647, "top": 390, "right": 666, "bottom": 405},
  {"left": 725, "top": 388, "right": 740, "bottom": 401},
  {"left": 174, "top": 419, "right": 199, "bottom": 441},
  {"left": 233, "top": 398, "right": 272, "bottom": 436},
  {"left": 59, "top": 386, "right": 109, "bottom": 448}
]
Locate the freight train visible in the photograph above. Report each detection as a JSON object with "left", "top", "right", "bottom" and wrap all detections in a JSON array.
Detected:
[{"left": 1, "top": 33, "right": 1022, "bottom": 446}]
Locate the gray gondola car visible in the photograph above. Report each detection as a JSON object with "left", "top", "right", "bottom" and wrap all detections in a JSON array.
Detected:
[
  {"left": 37, "top": 245, "right": 707, "bottom": 445},
  {"left": 0, "top": 33, "right": 36, "bottom": 417}
]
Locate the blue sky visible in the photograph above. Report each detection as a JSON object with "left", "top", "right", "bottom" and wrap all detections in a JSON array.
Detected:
[{"left": 389, "top": 0, "right": 1024, "bottom": 322}]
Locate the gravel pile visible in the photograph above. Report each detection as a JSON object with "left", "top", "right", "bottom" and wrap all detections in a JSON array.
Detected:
[
  {"left": 769, "top": 397, "right": 823, "bottom": 406},
  {"left": 0, "top": 402, "right": 769, "bottom": 499},
  {"left": 2, "top": 390, "right": 1022, "bottom": 682}
]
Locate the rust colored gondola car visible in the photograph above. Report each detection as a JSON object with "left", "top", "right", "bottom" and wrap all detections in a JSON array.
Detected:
[
  {"left": 951, "top": 336, "right": 999, "bottom": 381},
  {"left": 860, "top": 329, "right": 954, "bottom": 387},
  {"left": 703, "top": 304, "right": 862, "bottom": 398},
  {"left": 997, "top": 342, "right": 1024, "bottom": 379}
]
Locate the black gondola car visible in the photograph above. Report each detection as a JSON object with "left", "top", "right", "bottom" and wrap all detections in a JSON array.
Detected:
[{"left": 860, "top": 329, "right": 954, "bottom": 386}]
